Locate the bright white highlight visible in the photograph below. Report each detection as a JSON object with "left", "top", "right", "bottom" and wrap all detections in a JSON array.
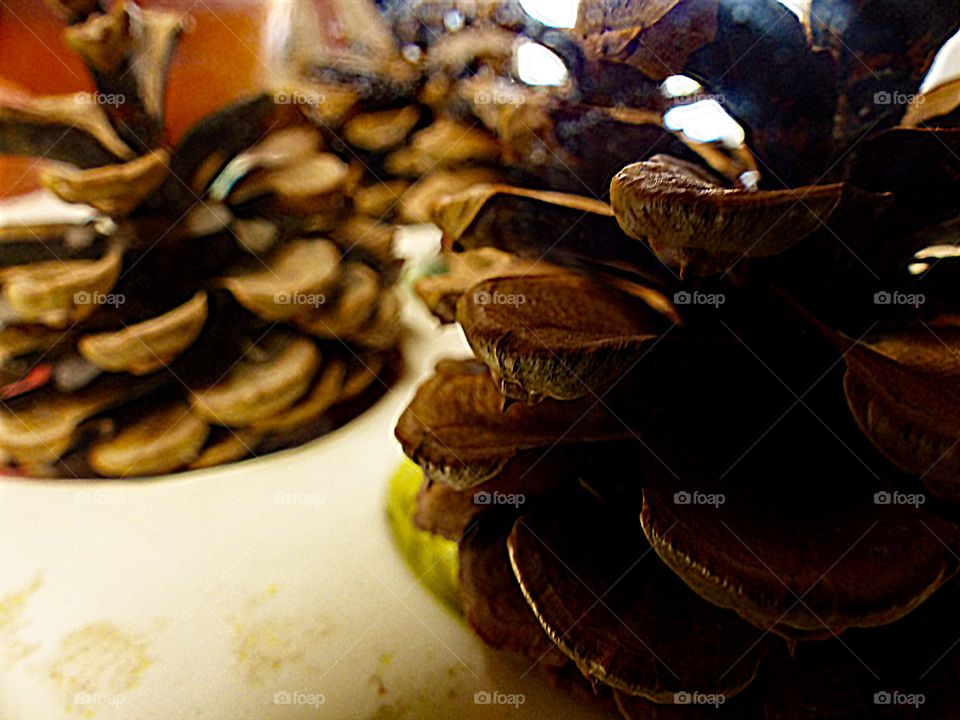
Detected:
[
  {"left": 443, "top": 9, "right": 464, "bottom": 32},
  {"left": 922, "top": 30, "right": 960, "bottom": 92},
  {"left": 662, "top": 75, "right": 702, "bottom": 98},
  {"left": 664, "top": 100, "right": 746, "bottom": 147},
  {"left": 520, "top": 0, "right": 579, "bottom": 29},
  {"left": 516, "top": 42, "right": 569, "bottom": 87},
  {"left": 915, "top": 245, "right": 960, "bottom": 260},
  {"left": 776, "top": 0, "right": 810, "bottom": 22},
  {"left": 739, "top": 170, "right": 761, "bottom": 192}
]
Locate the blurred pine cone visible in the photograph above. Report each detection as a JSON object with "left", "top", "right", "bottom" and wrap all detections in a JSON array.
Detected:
[
  {"left": 0, "top": 0, "right": 778, "bottom": 478},
  {"left": 395, "top": 1, "right": 960, "bottom": 717},
  {"left": 0, "top": 0, "right": 406, "bottom": 477}
]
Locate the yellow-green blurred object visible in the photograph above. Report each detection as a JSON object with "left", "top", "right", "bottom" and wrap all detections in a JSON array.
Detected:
[{"left": 386, "top": 459, "right": 461, "bottom": 613}]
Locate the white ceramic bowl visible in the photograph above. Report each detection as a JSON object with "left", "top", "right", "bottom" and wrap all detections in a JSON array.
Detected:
[{"left": 0, "top": 202, "right": 614, "bottom": 720}]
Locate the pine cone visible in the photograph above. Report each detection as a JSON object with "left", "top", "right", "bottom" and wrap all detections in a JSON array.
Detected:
[
  {"left": 395, "top": 1, "right": 960, "bottom": 717},
  {"left": 0, "top": 1, "right": 405, "bottom": 478},
  {"left": 0, "top": 0, "right": 759, "bottom": 478}
]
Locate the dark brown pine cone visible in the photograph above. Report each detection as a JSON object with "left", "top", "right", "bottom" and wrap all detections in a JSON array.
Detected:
[
  {"left": 395, "top": 1, "right": 960, "bottom": 717},
  {"left": 0, "top": 0, "right": 801, "bottom": 478}
]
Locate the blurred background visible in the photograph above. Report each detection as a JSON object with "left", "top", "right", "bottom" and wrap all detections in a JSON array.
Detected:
[{"left": 0, "top": 0, "right": 264, "bottom": 195}]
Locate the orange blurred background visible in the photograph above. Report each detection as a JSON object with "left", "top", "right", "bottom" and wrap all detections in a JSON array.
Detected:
[{"left": 0, "top": 0, "right": 266, "bottom": 198}]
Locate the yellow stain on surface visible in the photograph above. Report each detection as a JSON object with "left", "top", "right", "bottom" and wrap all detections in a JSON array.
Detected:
[
  {"left": 364, "top": 653, "right": 469, "bottom": 719},
  {"left": 0, "top": 574, "right": 43, "bottom": 665},
  {"left": 49, "top": 621, "right": 151, "bottom": 718},
  {"left": 231, "top": 585, "right": 331, "bottom": 685}
]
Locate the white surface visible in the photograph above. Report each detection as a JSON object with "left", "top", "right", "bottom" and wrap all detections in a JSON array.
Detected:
[{"left": 0, "top": 216, "right": 615, "bottom": 720}]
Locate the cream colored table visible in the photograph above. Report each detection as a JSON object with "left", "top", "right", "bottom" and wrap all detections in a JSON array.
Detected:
[{"left": 0, "top": 196, "right": 614, "bottom": 720}]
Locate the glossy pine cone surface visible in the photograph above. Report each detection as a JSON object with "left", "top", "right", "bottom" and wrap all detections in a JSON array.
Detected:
[
  {"left": 0, "top": 0, "right": 894, "bottom": 478},
  {"left": 0, "top": 0, "right": 815, "bottom": 478},
  {"left": 395, "top": 1, "right": 960, "bottom": 717}
]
